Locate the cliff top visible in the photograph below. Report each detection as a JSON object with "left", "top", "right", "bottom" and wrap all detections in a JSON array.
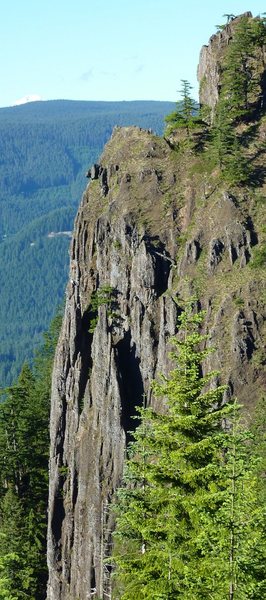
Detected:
[{"left": 197, "top": 12, "right": 265, "bottom": 115}]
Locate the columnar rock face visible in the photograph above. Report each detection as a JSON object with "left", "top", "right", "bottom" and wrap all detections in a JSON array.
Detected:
[
  {"left": 47, "top": 125, "right": 265, "bottom": 599},
  {"left": 47, "top": 128, "right": 179, "bottom": 599},
  {"left": 47, "top": 16, "right": 266, "bottom": 598}
]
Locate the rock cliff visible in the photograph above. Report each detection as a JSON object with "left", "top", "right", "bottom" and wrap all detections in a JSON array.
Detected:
[
  {"left": 197, "top": 12, "right": 266, "bottom": 119},
  {"left": 47, "top": 128, "right": 180, "bottom": 599},
  {"left": 47, "top": 16, "right": 266, "bottom": 600}
]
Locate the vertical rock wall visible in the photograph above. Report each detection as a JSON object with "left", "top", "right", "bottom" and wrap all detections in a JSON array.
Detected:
[
  {"left": 47, "top": 23, "right": 266, "bottom": 590},
  {"left": 47, "top": 128, "right": 179, "bottom": 599},
  {"left": 197, "top": 12, "right": 253, "bottom": 117}
]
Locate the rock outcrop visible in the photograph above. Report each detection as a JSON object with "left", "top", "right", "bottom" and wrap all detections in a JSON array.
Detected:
[
  {"left": 47, "top": 16, "right": 266, "bottom": 600},
  {"left": 47, "top": 128, "right": 179, "bottom": 600},
  {"left": 47, "top": 126, "right": 265, "bottom": 599},
  {"left": 197, "top": 12, "right": 255, "bottom": 117}
]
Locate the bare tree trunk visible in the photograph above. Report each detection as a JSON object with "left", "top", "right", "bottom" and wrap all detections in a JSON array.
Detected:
[{"left": 229, "top": 430, "right": 236, "bottom": 600}]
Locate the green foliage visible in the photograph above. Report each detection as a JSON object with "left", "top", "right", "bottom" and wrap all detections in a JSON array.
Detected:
[
  {"left": 199, "top": 103, "right": 211, "bottom": 124},
  {"left": 201, "top": 412, "right": 266, "bottom": 599},
  {"left": 165, "top": 80, "right": 200, "bottom": 138},
  {"left": 215, "top": 24, "right": 226, "bottom": 32},
  {"left": 0, "top": 541, "right": 20, "bottom": 600},
  {"left": 250, "top": 244, "right": 266, "bottom": 268},
  {"left": 0, "top": 100, "right": 173, "bottom": 386},
  {"left": 220, "top": 134, "right": 252, "bottom": 185},
  {"left": 88, "top": 286, "right": 117, "bottom": 333},
  {"left": 0, "top": 229, "right": 70, "bottom": 387},
  {"left": 211, "top": 89, "right": 251, "bottom": 186},
  {"left": 113, "top": 239, "right": 122, "bottom": 250},
  {"left": 211, "top": 101, "right": 235, "bottom": 168},
  {"left": 112, "top": 304, "right": 265, "bottom": 599},
  {"left": 0, "top": 310, "right": 62, "bottom": 599},
  {"left": 250, "top": 397, "right": 266, "bottom": 504},
  {"left": 233, "top": 296, "right": 245, "bottom": 308},
  {"left": 222, "top": 16, "right": 266, "bottom": 119},
  {"left": 211, "top": 15, "right": 266, "bottom": 185},
  {"left": 0, "top": 100, "right": 173, "bottom": 238}
]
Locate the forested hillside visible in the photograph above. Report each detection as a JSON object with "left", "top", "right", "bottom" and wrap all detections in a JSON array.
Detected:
[
  {"left": 0, "top": 312, "right": 62, "bottom": 599},
  {"left": 0, "top": 99, "right": 174, "bottom": 385}
]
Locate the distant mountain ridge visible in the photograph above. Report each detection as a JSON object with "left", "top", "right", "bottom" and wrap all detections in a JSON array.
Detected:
[{"left": 0, "top": 98, "right": 175, "bottom": 122}]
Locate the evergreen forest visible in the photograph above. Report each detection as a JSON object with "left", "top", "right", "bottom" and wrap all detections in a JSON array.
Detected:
[
  {"left": 0, "top": 99, "right": 174, "bottom": 385},
  {"left": 0, "top": 311, "right": 62, "bottom": 598}
]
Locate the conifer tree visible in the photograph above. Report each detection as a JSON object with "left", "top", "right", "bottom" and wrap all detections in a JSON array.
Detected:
[
  {"left": 112, "top": 305, "right": 233, "bottom": 598},
  {"left": 165, "top": 80, "right": 199, "bottom": 138},
  {"left": 212, "top": 108, "right": 251, "bottom": 184},
  {"left": 212, "top": 100, "right": 235, "bottom": 169},
  {"left": 197, "top": 407, "right": 266, "bottom": 599},
  {"left": 0, "top": 309, "right": 62, "bottom": 599},
  {"left": 222, "top": 16, "right": 256, "bottom": 118},
  {"left": 112, "top": 305, "right": 265, "bottom": 599},
  {"left": 211, "top": 15, "right": 266, "bottom": 184},
  {"left": 0, "top": 544, "right": 19, "bottom": 600}
]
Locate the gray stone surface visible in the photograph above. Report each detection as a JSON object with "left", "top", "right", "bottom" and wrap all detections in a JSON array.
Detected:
[
  {"left": 47, "top": 128, "right": 178, "bottom": 599},
  {"left": 47, "top": 121, "right": 265, "bottom": 598},
  {"left": 197, "top": 12, "right": 253, "bottom": 120}
]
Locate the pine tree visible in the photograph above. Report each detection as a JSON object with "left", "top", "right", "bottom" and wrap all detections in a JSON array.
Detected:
[
  {"left": 0, "top": 490, "right": 29, "bottom": 599},
  {"left": 212, "top": 100, "right": 235, "bottom": 170},
  {"left": 112, "top": 305, "right": 265, "bottom": 599},
  {"left": 211, "top": 15, "right": 266, "bottom": 184},
  {"left": 165, "top": 80, "right": 199, "bottom": 138},
  {"left": 203, "top": 408, "right": 266, "bottom": 599},
  {"left": 220, "top": 15, "right": 266, "bottom": 119},
  {"left": 222, "top": 17, "right": 256, "bottom": 118},
  {"left": 0, "top": 309, "right": 62, "bottom": 599},
  {"left": 212, "top": 116, "right": 251, "bottom": 185},
  {"left": 112, "top": 305, "right": 233, "bottom": 598},
  {"left": 0, "top": 544, "right": 19, "bottom": 600},
  {"left": 250, "top": 397, "right": 266, "bottom": 504}
]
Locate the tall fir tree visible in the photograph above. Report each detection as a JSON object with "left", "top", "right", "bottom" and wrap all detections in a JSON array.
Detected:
[
  {"left": 198, "top": 408, "right": 266, "bottom": 599},
  {"left": 211, "top": 15, "right": 266, "bottom": 184},
  {"left": 112, "top": 306, "right": 226, "bottom": 598},
  {"left": 0, "top": 309, "right": 62, "bottom": 600},
  {"left": 112, "top": 304, "right": 265, "bottom": 599},
  {"left": 222, "top": 16, "right": 257, "bottom": 118},
  {"left": 165, "top": 80, "right": 199, "bottom": 138}
]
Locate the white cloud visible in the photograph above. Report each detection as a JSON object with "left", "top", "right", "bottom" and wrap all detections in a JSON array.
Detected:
[{"left": 13, "top": 94, "right": 42, "bottom": 106}]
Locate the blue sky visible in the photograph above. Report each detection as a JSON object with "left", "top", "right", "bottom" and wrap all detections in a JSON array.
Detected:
[{"left": 0, "top": 0, "right": 264, "bottom": 107}]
